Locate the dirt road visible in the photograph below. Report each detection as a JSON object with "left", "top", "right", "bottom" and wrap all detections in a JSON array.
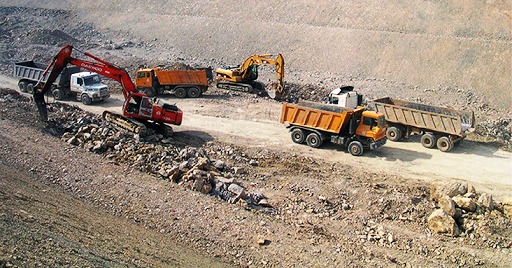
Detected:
[{"left": 3, "top": 74, "right": 510, "bottom": 200}]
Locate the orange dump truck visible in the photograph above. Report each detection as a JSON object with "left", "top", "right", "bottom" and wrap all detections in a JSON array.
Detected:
[
  {"left": 280, "top": 101, "right": 387, "bottom": 156},
  {"left": 135, "top": 68, "right": 209, "bottom": 98}
]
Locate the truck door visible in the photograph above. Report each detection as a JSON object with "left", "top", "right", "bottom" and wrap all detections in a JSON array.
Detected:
[{"left": 70, "top": 75, "right": 84, "bottom": 93}]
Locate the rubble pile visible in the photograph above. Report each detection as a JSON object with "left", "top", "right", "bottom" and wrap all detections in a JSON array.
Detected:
[
  {"left": 44, "top": 105, "right": 270, "bottom": 208},
  {"left": 427, "top": 180, "right": 512, "bottom": 239}
]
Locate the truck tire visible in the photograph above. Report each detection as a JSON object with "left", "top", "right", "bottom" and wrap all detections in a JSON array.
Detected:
[
  {"left": 81, "top": 94, "right": 92, "bottom": 105},
  {"left": 18, "top": 81, "right": 27, "bottom": 93},
  {"left": 420, "top": 133, "right": 436, "bottom": 149},
  {"left": 52, "top": 88, "right": 65, "bottom": 100},
  {"left": 291, "top": 128, "right": 306, "bottom": 144},
  {"left": 348, "top": 141, "right": 364, "bottom": 156},
  {"left": 175, "top": 87, "right": 187, "bottom": 98},
  {"left": 187, "top": 87, "right": 201, "bottom": 98},
  {"left": 306, "top": 132, "right": 323, "bottom": 148},
  {"left": 437, "top": 136, "right": 453, "bottom": 152},
  {"left": 26, "top": 83, "right": 35, "bottom": 94},
  {"left": 386, "top": 126, "right": 402, "bottom": 142},
  {"left": 145, "top": 87, "right": 156, "bottom": 97}
]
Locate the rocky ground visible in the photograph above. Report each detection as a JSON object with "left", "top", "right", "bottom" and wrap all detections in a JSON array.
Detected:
[{"left": 0, "top": 3, "right": 511, "bottom": 268}]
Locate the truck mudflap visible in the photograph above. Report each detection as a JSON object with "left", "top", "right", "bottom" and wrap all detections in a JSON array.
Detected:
[{"left": 369, "top": 137, "right": 387, "bottom": 150}]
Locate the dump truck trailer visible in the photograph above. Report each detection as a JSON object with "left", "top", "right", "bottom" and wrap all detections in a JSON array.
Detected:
[
  {"left": 135, "top": 68, "right": 209, "bottom": 98},
  {"left": 280, "top": 101, "right": 387, "bottom": 156},
  {"left": 14, "top": 60, "right": 110, "bottom": 104},
  {"left": 370, "top": 97, "right": 475, "bottom": 152}
]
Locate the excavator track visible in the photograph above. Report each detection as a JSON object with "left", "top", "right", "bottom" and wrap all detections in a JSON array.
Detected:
[
  {"left": 102, "top": 111, "right": 148, "bottom": 137},
  {"left": 216, "top": 81, "right": 277, "bottom": 98},
  {"left": 216, "top": 81, "right": 254, "bottom": 93}
]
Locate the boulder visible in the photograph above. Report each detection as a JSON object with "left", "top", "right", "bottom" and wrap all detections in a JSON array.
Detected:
[
  {"left": 427, "top": 209, "right": 461, "bottom": 236},
  {"left": 477, "top": 193, "right": 494, "bottom": 211},
  {"left": 228, "top": 183, "right": 246, "bottom": 198},
  {"left": 430, "top": 180, "right": 468, "bottom": 202},
  {"left": 438, "top": 194, "right": 457, "bottom": 218},
  {"left": 452, "top": 196, "right": 477, "bottom": 212},
  {"left": 501, "top": 196, "right": 512, "bottom": 218}
]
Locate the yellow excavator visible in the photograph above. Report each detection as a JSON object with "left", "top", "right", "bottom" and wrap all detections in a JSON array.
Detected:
[{"left": 215, "top": 53, "right": 284, "bottom": 99}]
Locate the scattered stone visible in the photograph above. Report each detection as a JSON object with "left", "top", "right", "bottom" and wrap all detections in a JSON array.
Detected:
[
  {"left": 452, "top": 196, "right": 476, "bottom": 212},
  {"left": 477, "top": 193, "right": 494, "bottom": 211},
  {"left": 427, "top": 209, "right": 461, "bottom": 236},
  {"left": 430, "top": 180, "right": 468, "bottom": 202},
  {"left": 438, "top": 194, "right": 457, "bottom": 218}
]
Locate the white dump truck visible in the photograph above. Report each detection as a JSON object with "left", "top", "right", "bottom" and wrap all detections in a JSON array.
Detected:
[{"left": 14, "top": 60, "right": 110, "bottom": 105}]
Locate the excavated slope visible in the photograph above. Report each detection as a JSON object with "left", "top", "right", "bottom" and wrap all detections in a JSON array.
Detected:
[{"left": 3, "top": 0, "right": 512, "bottom": 109}]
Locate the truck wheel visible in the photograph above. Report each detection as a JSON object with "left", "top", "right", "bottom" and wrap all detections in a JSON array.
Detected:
[
  {"left": 306, "top": 132, "right": 323, "bottom": 148},
  {"left": 175, "top": 87, "right": 187, "bottom": 98},
  {"left": 437, "top": 136, "right": 453, "bottom": 152},
  {"left": 81, "top": 94, "right": 92, "bottom": 105},
  {"left": 52, "top": 88, "right": 65, "bottom": 100},
  {"left": 420, "top": 133, "right": 436, "bottom": 149},
  {"left": 386, "top": 127, "right": 402, "bottom": 141},
  {"left": 187, "top": 87, "right": 201, "bottom": 98},
  {"left": 290, "top": 128, "right": 305, "bottom": 144},
  {"left": 18, "top": 81, "right": 27, "bottom": 93},
  {"left": 348, "top": 141, "right": 364, "bottom": 156},
  {"left": 26, "top": 83, "right": 35, "bottom": 94},
  {"left": 145, "top": 87, "right": 156, "bottom": 97}
]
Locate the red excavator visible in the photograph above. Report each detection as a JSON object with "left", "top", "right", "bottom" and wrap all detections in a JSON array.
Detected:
[{"left": 33, "top": 45, "right": 183, "bottom": 136}]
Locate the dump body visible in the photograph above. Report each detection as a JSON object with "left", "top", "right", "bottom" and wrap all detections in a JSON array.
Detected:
[
  {"left": 154, "top": 69, "right": 208, "bottom": 86},
  {"left": 14, "top": 61, "right": 79, "bottom": 87},
  {"left": 372, "top": 97, "right": 474, "bottom": 138},
  {"left": 280, "top": 101, "right": 360, "bottom": 134}
]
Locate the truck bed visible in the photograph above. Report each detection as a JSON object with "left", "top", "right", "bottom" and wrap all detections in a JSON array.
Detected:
[
  {"left": 371, "top": 97, "right": 474, "bottom": 137},
  {"left": 155, "top": 69, "right": 208, "bottom": 86},
  {"left": 280, "top": 100, "right": 361, "bottom": 134},
  {"left": 14, "top": 61, "right": 80, "bottom": 86}
]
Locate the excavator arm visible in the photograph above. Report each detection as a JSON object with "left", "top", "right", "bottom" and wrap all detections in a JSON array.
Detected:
[{"left": 34, "top": 45, "right": 137, "bottom": 121}]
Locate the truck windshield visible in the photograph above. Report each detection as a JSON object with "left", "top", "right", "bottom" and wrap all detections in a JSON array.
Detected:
[
  {"left": 379, "top": 116, "right": 386, "bottom": 127},
  {"left": 363, "top": 116, "right": 377, "bottom": 127},
  {"left": 83, "top": 75, "right": 101, "bottom": 85}
]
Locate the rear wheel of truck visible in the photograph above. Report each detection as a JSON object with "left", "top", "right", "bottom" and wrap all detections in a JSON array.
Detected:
[
  {"left": 306, "top": 132, "right": 323, "bottom": 148},
  {"left": 175, "top": 87, "right": 187, "bottom": 98},
  {"left": 420, "top": 133, "right": 436, "bottom": 148},
  {"left": 386, "top": 126, "right": 402, "bottom": 141},
  {"left": 26, "top": 83, "right": 35, "bottom": 94},
  {"left": 187, "top": 87, "right": 201, "bottom": 98},
  {"left": 52, "top": 88, "right": 65, "bottom": 100},
  {"left": 348, "top": 141, "right": 364, "bottom": 156},
  {"left": 291, "top": 128, "right": 306, "bottom": 144},
  {"left": 81, "top": 94, "right": 92, "bottom": 105},
  {"left": 18, "top": 81, "right": 27, "bottom": 93},
  {"left": 437, "top": 136, "right": 453, "bottom": 152}
]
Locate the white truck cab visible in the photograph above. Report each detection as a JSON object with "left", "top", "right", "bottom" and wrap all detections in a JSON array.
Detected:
[
  {"left": 70, "top": 72, "right": 110, "bottom": 105},
  {"left": 328, "top": 86, "right": 362, "bottom": 109}
]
